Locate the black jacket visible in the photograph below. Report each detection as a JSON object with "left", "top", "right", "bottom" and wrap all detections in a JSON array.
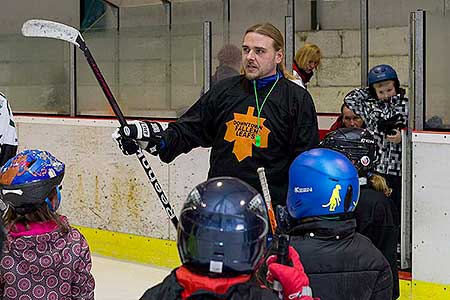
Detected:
[
  {"left": 356, "top": 183, "right": 399, "bottom": 299},
  {"left": 288, "top": 218, "right": 393, "bottom": 300},
  {"left": 140, "top": 270, "right": 278, "bottom": 300},
  {"left": 160, "top": 75, "right": 319, "bottom": 206}
]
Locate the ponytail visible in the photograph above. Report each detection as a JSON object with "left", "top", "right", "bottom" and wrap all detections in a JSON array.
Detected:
[{"left": 369, "top": 173, "right": 392, "bottom": 197}]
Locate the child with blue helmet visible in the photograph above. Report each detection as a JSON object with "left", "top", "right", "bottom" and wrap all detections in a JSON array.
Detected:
[
  {"left": 0, "top": 149, "right": 95, "bottom": 300},
  {"left": 344, "top": 64, "right": 407, "bottom": 224},
  {"left": 284, "top": 148, "right": 393, "bottom": 300},
  {"left": 320, "top": 128, "right": 400, "bottom": 299},
  {"left": 140, "top": 177, "right": 316, "bottom": 300}
]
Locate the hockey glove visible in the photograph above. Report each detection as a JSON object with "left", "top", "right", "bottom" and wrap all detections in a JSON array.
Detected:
[
  {"left": 114, "top": 121, "right": 165, "bottom": 156},
  {"left": 266, "top": 246, "right": 317, "bottom": 300},
  {"left": 112, "top": 129, "right": 140, "bottom": 155}
]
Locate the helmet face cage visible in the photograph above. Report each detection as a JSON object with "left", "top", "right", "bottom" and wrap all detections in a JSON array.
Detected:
[
  {"left": 320, "top": 128, "right": 378, "bottom": 176},
  {"left": 0, "top": 149, "right": 65, "bottom": 214},
  {"left": 177, "top": 177, "right": 268, "bottom": 277}
]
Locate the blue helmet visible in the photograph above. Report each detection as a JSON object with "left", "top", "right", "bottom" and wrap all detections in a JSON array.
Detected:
[
  {"left": 368, "top": 64, "right": 398, "bottom": 86},
  {"left": 177, "top": 177, "right": 268, "bottom": 277},
  {"left": 0, "top": 149, "right": 65, "bottom": 214},
  {"left": 287, "top": 148, "right": 360, "bottom": 220}
]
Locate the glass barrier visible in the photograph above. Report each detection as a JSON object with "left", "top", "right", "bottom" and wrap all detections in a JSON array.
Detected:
[
  {"left": 293, "top": 0, "right": 362, "bottom": 114},
  {"left": 0, "top": 33, "right": 70, "bottom": 114},
  {"left": 76, "top": 23, "right": 204, "bottom": 118},
  {"left": 425, "top": 13, "right": 450, "bottom": 130}
]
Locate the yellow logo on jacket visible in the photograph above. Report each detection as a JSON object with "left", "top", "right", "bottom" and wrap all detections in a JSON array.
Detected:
[
  {"left": 224, "top": 107, "right": 270, "bottom": 162},
  {"left": 322, "top": 184, "right": 341, "bottom": 212}
]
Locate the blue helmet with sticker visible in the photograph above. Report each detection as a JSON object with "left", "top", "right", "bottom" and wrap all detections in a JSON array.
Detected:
[
  {"left": 368, "top": 64, "right": 398, "bottom": 86},
  {"left": 287, "top": 148, "right": 360, "bottom": 220},
  {"left": 0, "top": 149, "right": 65, "bottom": 214},
  {"left": 177, "top": 177, "right": 268, "bottom": 277}
]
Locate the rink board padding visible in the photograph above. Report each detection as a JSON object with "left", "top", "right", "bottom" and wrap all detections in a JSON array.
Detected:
[{"left": 75, "top": 225, "right": 181, "bottom": 269}]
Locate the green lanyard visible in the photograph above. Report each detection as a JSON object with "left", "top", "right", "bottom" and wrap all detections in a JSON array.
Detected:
[{"left": 253, "top": 73, "right": 280, "bottom": 147}]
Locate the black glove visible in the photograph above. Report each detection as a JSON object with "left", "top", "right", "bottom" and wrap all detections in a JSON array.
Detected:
[
  {"left": 276, "top": 205, "right": 295, "bottom": 234},
  {"left": 377, "top": 114, "right": 406, "bottom": 136},
  {"left": 113, "top": 121, "right": 165, "bottom": 156},
  {"left": 112, "top": 130, "right": 139, "bottom": 155}
]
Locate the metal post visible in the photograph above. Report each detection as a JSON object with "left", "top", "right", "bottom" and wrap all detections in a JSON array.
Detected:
[
  {"left": 223, "top": 0, "right": 230, "bottom": 45},
  {"left": 285, "top": 0, "right": 295, "bottom": 75},
  {"left": 162, "top": 0, "right": 172, "bottom": 110},
  {"left": 285, "top": 16, "right": 294, "bottom": 75},
  {"left": 311, "top": 0, "right": 320, "bottom": 30},
  {"left": 414, "top": 10, "right": 425, "bottom": 131},
  {"left": 69, "top": 44, "right": 76, "bottom": 116},
  {"left": 203, "top": 21, "right": 212, "bottom": 93},
  {"left": 360, "top": 0, "right": 369, "bottom": 87}
]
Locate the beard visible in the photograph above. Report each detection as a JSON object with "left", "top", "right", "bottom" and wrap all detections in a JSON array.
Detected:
[{"left": 244, "top": 72, "right": 259, "bottom": 80}]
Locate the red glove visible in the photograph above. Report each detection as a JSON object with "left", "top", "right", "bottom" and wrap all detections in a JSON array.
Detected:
[{"left": 266, "top": 246, "right": 316, "bottom": 300}]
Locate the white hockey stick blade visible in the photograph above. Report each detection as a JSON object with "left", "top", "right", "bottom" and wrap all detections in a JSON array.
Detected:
[{"left": 21, "top": 19, "right": 83, "bottom": 47}]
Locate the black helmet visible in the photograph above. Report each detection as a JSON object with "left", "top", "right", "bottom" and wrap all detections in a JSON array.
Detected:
[
  {"left": 319, "top": 128, "right": 378, "bottom": 176},
  {"left": 177, "top": 177, "right": 268, "bottom": 277},
  {"left": 0, "top": 149, "right": 65, "bottom": 214}
]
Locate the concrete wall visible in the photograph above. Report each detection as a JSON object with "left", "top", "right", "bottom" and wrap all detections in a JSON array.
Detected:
[
  {"left": 0, "top": 0, "right": 79, "bottom": 34},
  {"left": 0, "top": 0, "right": 448, "bottom": 118},
  {"left": 0, "top": 0, "right": 79, "bottom": 114},
  {"left": 302, "top": 26, "right": 409, "bottom": 113}
]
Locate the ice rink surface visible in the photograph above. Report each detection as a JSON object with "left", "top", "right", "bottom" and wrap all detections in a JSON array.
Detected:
[{"left": 91, "top": 255, "right": 171, "bottom": 300}]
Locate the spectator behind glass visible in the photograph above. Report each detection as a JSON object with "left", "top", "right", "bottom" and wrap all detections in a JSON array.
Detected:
[
  {"left": 200, "top": 44, "right": 241, "bottom": 96},
  {"left": 212, "top": 44, "right": 241, "bottom": 86},
  {"left": 292, "top": 43, "right": 321, "bottom": 89},
  {"left": 329, "top": 103, "right": 366, "bottom": 131}
]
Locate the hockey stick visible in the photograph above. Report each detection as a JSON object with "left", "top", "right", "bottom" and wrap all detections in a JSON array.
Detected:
[
  {"left": 257, "top": 167, "right": 277, "bottom": 234},
  {"left": 22, "top": 19, "right": 178, "bottom": 228}
]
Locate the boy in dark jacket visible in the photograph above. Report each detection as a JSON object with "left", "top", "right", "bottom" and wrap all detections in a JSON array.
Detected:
[
  {"left": 320, "top": 128, "right": 399, "bottom": 299},
  {"left": 284, "top": 148, "right": 393, "bottom": 300},
  {"left": 140, "top": 177, "right": 315, "bottom": 300}
]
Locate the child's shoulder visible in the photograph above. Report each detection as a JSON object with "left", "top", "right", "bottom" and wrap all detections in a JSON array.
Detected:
[{"left": 345, "top": 87, "right": 370, "bottom": 101}]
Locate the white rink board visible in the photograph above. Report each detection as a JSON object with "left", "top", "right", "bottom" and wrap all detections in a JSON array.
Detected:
[
  {"left": 412, "top": 132, "right": 450, "bottom": 284},
  {"left": 14, "top": 116, "right": 210, "bottom": 240}
]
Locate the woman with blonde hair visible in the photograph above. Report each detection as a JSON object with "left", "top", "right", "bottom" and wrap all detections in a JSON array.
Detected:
[{"left": 292, "top": 43, "right": 322, "bottom": 88}]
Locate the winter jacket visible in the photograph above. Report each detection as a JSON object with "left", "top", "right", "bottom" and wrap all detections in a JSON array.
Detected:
[
  {"left": 0, "top": 92, "right": 18, "bottom": 167},
  {"left": 288, "top": 218, "right": 393, "bottom": 300},
  {"left": 356, "top": 181, "right": 399, "bottom": 299},
  {"left": 344, "top": 88, "right": 408, "bottom": 176},
  {"left": 160, "top": 74, "right": 319, "bottom": 207},
  {"left": 140, "top": 267, "right": 278, "bottom": 300},
  {"left": 0, "top": 218, "right": 95, "bottom": 300}
]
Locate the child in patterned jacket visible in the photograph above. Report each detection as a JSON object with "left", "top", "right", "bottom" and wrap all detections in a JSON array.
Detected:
[
  {"left": 0, "top": 149, "right": 95, "bottom": 300},
  {"left": 344, "top": 64, "right": 407, "bottom": 225}
]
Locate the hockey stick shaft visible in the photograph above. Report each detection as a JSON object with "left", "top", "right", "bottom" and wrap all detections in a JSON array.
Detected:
[
  {"left": 22, "top": 20, "right": 178, "bottom": 227},
  {"left": 76, "top": 37, "right": 126, "bottom": 126},
  {"left": 257, "top": 167, "right": 277, "bottom": 234}
]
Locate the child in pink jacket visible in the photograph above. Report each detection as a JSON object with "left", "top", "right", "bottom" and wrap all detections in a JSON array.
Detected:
[{"left": 0, "top": 149, "right": 95, "bottom": 300}]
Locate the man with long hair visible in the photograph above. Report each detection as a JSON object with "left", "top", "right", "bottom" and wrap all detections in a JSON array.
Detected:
[{"left": 113, "top": 23, "right": 319, "bottom": 207}]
